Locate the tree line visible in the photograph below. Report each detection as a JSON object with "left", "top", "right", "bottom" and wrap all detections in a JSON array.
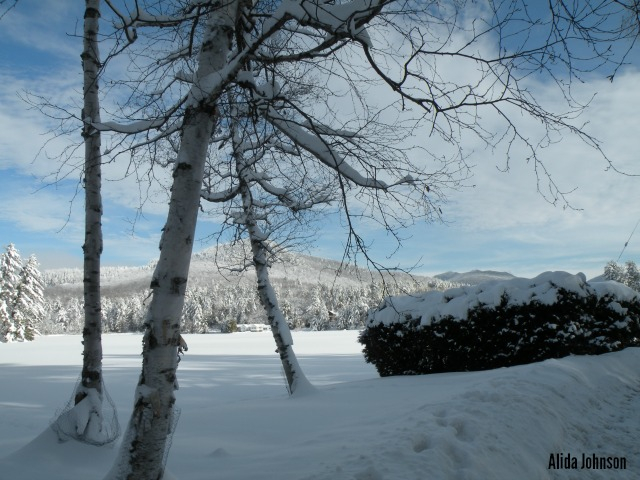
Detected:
[
  {"left": 0, "top": 241, "right": 457, "bottom": 339},
  {"left": 20, "top": 254, "right": 640, "bottom": 340},
  {"left": 43, "top": 271, "right": 454, "bottom": 335}
]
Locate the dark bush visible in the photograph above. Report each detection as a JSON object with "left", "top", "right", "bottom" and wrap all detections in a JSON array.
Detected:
[{"left": 359, "top": 286, "right": 640, "bottom": 376}]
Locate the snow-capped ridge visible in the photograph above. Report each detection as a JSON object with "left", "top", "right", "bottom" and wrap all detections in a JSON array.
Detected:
[
  {"left": 44, "top": 242, "right": 448, "bottom": 291},
  {"left": 434, "top": 269, "right": 518, "bottom": 285}
]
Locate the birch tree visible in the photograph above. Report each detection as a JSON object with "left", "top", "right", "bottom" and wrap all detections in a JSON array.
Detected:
[
  {"left": 104, "top": 3, "right": 241, "bottom": 478},
  {"left": 237, "top": 164, "right": 314, "bottom": 393},
  {"left": 204, "top": 107, "right": 328, "bottom": 393},
  {"left": 47, "top": 0, "right": 121, "bottom": 446},
  {"left": 80, "top": 0, "right": 104, "bottom": 410},
  {"left": 77, "top": 0, "right": 106, "bottom": 438}
]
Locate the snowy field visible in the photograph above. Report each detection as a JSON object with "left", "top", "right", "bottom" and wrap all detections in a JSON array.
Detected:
[{"left": 0, "top": 331, "right": 638, "bottom": 479}]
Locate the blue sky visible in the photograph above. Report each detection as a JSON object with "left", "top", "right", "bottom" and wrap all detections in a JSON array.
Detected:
[{"left": 2, "top": 1, "right": 640, "bottom": 280}]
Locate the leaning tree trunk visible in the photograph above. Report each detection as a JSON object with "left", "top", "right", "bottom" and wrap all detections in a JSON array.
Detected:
[
  {"left": 236, "top": 170, "right": 313, "bottom": 394},
  {"left": 105, "top": 6, "right": 237, "bottom": 480}
]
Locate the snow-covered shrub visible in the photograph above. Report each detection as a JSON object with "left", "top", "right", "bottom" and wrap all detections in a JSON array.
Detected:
[{"left": 359, "top": 272, "right": 640, "bottom": 376}]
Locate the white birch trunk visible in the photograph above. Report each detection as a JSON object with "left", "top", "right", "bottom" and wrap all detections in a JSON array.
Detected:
[
  {"left": 236, "top": 162, "right": 314, "bottom": 395},
  {"left": 105, "top": 6, "right": 237, "bottom": 479},
  {"left": 57, "top": 0, "right": 106, "bottom": 443}
]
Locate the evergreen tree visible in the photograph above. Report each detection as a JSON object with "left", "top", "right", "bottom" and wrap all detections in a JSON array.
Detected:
[
  {"left": 604, "top": 260, "right": 625, "bottom": 283},
  {"left": 624, "top": 260, "right": 640, "bottom": 291},
  {"left": 12, "top": 254, "right": 45, "bottom": 341},
  {"left": 280, "top": 298, "right": 298, "bottom": 329},
  {"left": 0, "top": 244, "right": 23, "bottom": 341},
  {"left": 52, "top": 299, "right": 70, "bottom": 334},
  {"left": 307, "top": 285, "right": 330, "bottom": 330},
  {"left": 604, "top": 260, "right": 640, "bottom": 292},
  {"left": 182, "top": 291, "right": 207, "bottom": 333},
  {"left": 0, "top": 243, "right": 23, "bottom": 309},
  {"left": 0, "top": 296, "right": 14, "bottom": 342}
]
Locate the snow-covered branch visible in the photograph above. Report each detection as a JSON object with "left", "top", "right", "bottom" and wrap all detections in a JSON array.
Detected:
[
  {"left": 265, "top": 106, "right": 390, "bottom": 189},
  {"left": 268, "top": 0, "right": 383, "bottom": 46},
  {"left": 93, "top": 118, "right": 166, "bottom": 134},
  {"left": 201, "top": 185, "right": 240, "bottom": 203}
]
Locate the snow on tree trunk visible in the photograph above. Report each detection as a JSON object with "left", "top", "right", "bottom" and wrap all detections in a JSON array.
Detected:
[
  {"left": 236, "top": 164, "right": 313, "bottom": 395},
  {"left": 105, "top": 6, "right": 236, "bottom": 479}
]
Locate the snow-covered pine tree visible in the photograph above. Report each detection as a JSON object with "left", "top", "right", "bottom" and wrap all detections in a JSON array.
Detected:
[
  {"left": 0, "top": 244, "right": 22, "bottom": 305},
  {"left": 624, "top": 260, "right": 640, "bottom": 291},
  {"left": 0, "top": 296, "right": 14, "bottom": 342},
  {"left": 0, "top": 244, "right": 24, "bottom": 341},
  {"left": 11, "top": 254, "right": 45, "bottom": 341},
  {"left": 604, "top": 260, "right": 625, "bottom": 283},
  {"left": 307, "top": 285, "right": 331, "bottom": 331},
  {"left": 52, "top": 299, "right": 70, "bottom": 333},
  {"left": 603, "top": 260, "right": 640, "bottom": 292},
  {"left": 182, "top": 290, "right": 207, "bottom": 333},
  {"left": 279, "top": 298, "right": 298, "bottom": 329}
]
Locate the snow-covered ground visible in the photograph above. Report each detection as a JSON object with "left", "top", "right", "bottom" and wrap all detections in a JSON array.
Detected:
[{"left": 0, "top": 331, "right": 638, "bottom": 479}]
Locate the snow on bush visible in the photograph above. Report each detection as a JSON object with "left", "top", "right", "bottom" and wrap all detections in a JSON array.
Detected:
[{"left": 359, "top": 272, "right": 640, "bottom": 376}]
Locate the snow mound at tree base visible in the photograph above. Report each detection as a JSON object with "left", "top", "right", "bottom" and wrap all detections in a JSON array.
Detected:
[{"left": 50, "top": 376, "right": 120, "bottom": 446}]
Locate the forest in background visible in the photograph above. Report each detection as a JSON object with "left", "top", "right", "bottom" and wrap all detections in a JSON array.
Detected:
[
  {"left": 5, "top": 241, "right": 639, "bottom": 339},
  {"left": 4, "top": 242, "right": 456, "bottom": 337}
]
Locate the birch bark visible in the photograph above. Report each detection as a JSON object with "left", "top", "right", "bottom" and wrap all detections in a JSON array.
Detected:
[
  {"left": 234, "top": 145, "right": 313, "bottom": 394},
  {"left": 105, "top": 4, "right": 238, "bottom": 479},
  {"left": 62, "top": 0, "right": 106, "bottom": 442}
]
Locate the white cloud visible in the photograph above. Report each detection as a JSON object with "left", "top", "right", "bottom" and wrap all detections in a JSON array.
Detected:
[
  {"left": 0, "top": 178, "right": 83, "bottom": 236},
  {"left": 448, "top": 68, "right": 640, "bottom": 232}
]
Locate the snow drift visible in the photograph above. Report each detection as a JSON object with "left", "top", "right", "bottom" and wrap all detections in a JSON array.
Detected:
[{"left": 0, "top": 332, "right": 638, "bottom": 479}]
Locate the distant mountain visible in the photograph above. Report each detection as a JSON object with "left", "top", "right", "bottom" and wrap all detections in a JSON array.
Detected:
[
  {"left": 41, "top": 243, "right": 462, "bottom": 334},
  {"left": 44, "top": 242, "right": 451, "bottom": 295},
  {"left": 434, "top": 270, "right": 518, "bottom": 285}
]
